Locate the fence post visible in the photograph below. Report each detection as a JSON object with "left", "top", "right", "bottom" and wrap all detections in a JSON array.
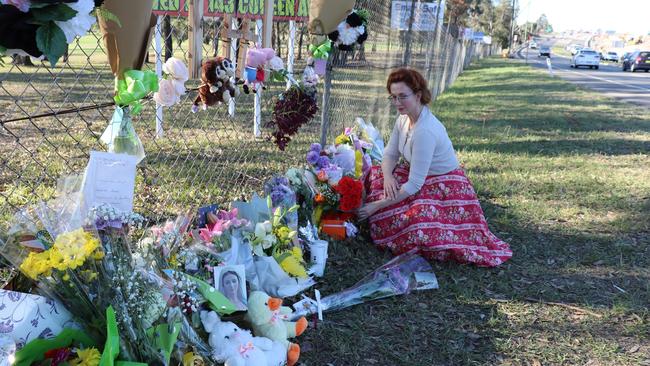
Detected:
[
  {"left": 254, "top": 19, "right": 263, "bottom": 137},
  {"left": 320, "top": 52, "right": 333, "bottom": 146},
  {"left": 402, "top": 0, "right": 417, "bottom": 66},
  {"left": 228, "top": 17, "right": 238, "bottom": 117},
  {"left": 187, "top": 0, "right": 203, "bottom": 79},
  {"left": 154, "top": 15, "right": 164, "bottom": 138},
  {"left": 262, "top": 0, "right": 274, "bottom": 47},
  {"left": 286, "top": 20, "right": 296, "bottom": 89}
]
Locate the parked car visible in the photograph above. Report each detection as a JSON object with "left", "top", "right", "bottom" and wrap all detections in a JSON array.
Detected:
[
  {"left": 602, "top": 51, "right": 619, "bottom": 62},
  {"left": 571, "top": 49, "right": 600, "bottom": 69},
  {"left": 538, "top": 46, "right": 551, "bottom": 58},
  {"left": 620, "top": 52, "right": 632, "bottom": 63},
  {"left": 569, "top": 45, "right": 583, "bottom": 55},
  {"left": 622, "top": 51, "right": 650, "bottom": 72},
  {"left": 529, "top": 41, "right": 538, "bottom": 49}
]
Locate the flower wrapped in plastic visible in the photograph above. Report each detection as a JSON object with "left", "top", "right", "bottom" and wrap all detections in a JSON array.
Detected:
[{"left": 290, "top": 249, "right": 438, "bottom": 319}]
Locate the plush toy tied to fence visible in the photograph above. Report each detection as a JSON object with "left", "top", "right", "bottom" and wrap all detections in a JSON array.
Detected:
[
  {"left": 192, "top": 57, "right": 240, "bottom": 112},
  {"left": 243, "top": 47, "right": 276, "bottom": 94}
]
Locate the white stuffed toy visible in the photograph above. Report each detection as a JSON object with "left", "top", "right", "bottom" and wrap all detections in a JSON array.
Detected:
[{"left": 200, "top": 311, "right": 286, "bottom": 366}]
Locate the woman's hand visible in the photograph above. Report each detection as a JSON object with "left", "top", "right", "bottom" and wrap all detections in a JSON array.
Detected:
[
  {"left": 358, "top": 201, "right": 381, "bottom": 221},
  {"left": 383, "top": 175, "right": 400, "bottom": 201}
]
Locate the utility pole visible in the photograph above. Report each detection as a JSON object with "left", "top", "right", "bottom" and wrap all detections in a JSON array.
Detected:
[{"left": 509, "top": 0, "right": 516, "bottom": 52}]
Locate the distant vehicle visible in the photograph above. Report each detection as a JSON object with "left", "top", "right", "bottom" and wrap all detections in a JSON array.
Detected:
[
  {"left": 622, "top": 51, "right": 650, "bottom": 72},
  {"left": 571, "top": 49, "right": 600, "bottom": 69},
  {"left": 620, "top": 52, "right": 633, "bottom": 63},
  {"left": 569, "top": 45, "right": 583, "bottom": 55},
  {"left": 602, "top": 51, "right": 619, "bottom": 62},
  {"left": 538, "top": 46, "right": 551, "bottom": 58},
  {"left": 530, "top": 41, "right": 538, "bottom": 49}
]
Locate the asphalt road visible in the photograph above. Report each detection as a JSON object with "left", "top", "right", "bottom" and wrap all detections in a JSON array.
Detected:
[{"left": 517, "top": 45, "right": 650, "bottom": 108}]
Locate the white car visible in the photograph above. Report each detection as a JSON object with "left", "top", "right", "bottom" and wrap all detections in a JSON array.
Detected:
[
  {"left": 602, "top": 51, "right": 619, "bottom": 62},
  {"left": 571, "top": 49, "right": 600, "bottom": 69}
]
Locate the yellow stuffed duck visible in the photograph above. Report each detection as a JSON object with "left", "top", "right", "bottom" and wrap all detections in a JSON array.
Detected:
[{"left": 245, "top": 291, "right": 308, "bottom": 366}]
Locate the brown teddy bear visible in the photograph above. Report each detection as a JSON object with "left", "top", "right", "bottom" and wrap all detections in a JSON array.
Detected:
[{"left": 192, "top": 57, "right": 240, "bottom": 112}]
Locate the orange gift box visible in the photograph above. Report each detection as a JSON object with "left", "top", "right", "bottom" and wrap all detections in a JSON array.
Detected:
[{"left": 320, "top": 219, "right": 346, "bottom": 240}]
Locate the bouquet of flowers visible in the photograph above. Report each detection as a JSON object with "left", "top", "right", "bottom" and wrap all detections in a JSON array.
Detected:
[
  {"left": 265, "top": 84, "right": 319, "bottom": 151},
  {"left": 245, "top": 198, "right": 308, "bottom": 278},
  {"left": 303, "top": 141, "right": 363, "bottom": 239},
  {"left": 291, "top": 249, "right": 438, "bottom": 319},
  {"left": 264, "top": 175, "right": 298, "bottom": 229},
  {"left": 0, "top": 0, "right": 107, "bottom": 66}
]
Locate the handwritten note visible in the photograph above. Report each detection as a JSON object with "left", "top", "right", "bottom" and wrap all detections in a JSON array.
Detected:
[{"left": 81, "top": 151, "right": 137, "bottom": 215}]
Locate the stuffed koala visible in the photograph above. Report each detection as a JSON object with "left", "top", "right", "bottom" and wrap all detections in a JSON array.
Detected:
[
  {"left": 192, "top": 57, "right": 240, "bottom": 112},
  {"left": 328, "top": 11, "right": 368, "bottom": 51},
  {"left": 200, "top": 311, "right": 286, "bottom": 366}
]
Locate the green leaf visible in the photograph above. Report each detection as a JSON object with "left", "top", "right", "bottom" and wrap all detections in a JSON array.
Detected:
[
  {"left": 32, "top": 4, "right": 77, "bottom": 23},
  {"left": 36, "top": 22, "right": 67, "bottom": 67}
]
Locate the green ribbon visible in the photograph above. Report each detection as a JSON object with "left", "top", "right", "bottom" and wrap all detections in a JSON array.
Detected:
[
  {"left": 309, "top": 39, "right": 332, "bottom": 60},
  {"left": 14, "top": 328, "right": 96, "bottom": 366},
  {"left": 164, "top": 270, "right": 238, "bottom": 315},
  {"left": 114, "top": 70, "right": 159, "bottom": 114},
  {"left": 99, "top": 306, "right": 147, "bottom": 366},
  {"left": 146, "top": 323, "right": 181, "bottom": 365}
]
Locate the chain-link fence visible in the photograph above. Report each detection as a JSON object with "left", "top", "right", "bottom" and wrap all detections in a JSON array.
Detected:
[{"left": 0, "top": 0, "right": 498, "bottom": 229}]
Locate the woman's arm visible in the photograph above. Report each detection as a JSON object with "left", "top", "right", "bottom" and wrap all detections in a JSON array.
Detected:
[
  {"left": 382, "top": 117, "right": 401, "bottom": 177},
  {"left": 359, "top": 128, "right": 435, "bottom": 219}
]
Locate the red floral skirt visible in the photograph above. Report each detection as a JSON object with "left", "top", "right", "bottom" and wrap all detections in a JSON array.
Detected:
[{"left": 365, "top": 164, "right": 512, "bottom": 267}]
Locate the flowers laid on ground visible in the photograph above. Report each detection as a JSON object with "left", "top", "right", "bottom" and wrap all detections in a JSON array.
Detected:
[{"left": 0, "top": 117, "right": 412, "bottom": 365}]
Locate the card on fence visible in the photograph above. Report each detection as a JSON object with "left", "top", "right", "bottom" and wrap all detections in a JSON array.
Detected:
[{"left": 81, "top": 151, "right": 137, "bottom": 217}]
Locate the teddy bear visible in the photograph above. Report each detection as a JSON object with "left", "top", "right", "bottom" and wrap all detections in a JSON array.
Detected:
[
  {"left": 200, "top": 310, "right": 286, "bottom": 366},
  {"left": 192, "top": 57, "right": 240, "bottom": 112},
  {"left": 242, "top": 47, "right": 276, "bottom": 94},
  {"left": 328, "top": 10, "right": 368, "bottom": 51},
  {"left": 245, "top": 291, "right": 308, "bottom": 366}
]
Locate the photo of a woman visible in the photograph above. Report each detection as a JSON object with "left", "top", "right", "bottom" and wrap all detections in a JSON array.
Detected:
[{"left": 216, "top": 266, "right": 247, "bottom": 311}]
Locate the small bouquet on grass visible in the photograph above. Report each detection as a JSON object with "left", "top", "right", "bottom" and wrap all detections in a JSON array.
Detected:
[
  {"left": 291, "top": 249, "right": 439, "bottom": 319},
  {"left": 304, "top": 140, "right": 364, "bottom": 239},
  {"left": 245, "top": 197, "right": 308, "bottom": 278}
]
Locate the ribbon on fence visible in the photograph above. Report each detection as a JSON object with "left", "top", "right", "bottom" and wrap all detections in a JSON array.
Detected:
[
  {"left": 114, "top": 70, "right": 159, "bottom": 115},
  {"left": 308, "top": 39, "right": 332, "bottom": 60}
]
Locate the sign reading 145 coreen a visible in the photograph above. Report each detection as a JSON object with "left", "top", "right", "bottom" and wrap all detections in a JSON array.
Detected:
[
  {"left": 152, "top": 0, "right": 309, "bottom": 21},
  {"left": 391, "top": 0, "right": 445, "bottom": 32}
]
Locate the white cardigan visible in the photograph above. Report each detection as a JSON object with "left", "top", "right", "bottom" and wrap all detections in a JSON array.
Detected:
[{"left": 383, "top": 107, "right": 459, "bottom": 195}]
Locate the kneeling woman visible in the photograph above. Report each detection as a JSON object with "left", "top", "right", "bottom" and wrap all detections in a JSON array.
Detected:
[{"left": 358, "top": 68, "right": 512, "bottom": 267}]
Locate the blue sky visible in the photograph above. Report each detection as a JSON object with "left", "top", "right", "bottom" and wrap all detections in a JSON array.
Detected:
[{"left": 516, "top": 0, "right": 649, "bottom": 35}]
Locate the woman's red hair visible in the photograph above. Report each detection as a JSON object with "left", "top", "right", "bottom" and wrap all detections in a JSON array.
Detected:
[{"left": 386, "top": 68, "right": 431, "bottom": 104}]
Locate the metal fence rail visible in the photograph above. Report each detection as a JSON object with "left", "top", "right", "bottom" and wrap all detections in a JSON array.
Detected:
[{"left": 0, "top": 0, "right": 497, "bottom": 229}]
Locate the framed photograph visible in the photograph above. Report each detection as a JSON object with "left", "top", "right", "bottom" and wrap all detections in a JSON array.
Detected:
[{"left": 213, "top": 264, "right": 247, "bottom": 311}]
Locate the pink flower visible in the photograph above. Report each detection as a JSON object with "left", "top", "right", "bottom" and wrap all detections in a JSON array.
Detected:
[
  {"left": 153, "top": 79, "right": 180, "bottom": 107},
  {"left": 2, "top": 0, "right": 30, "bottom": 12},
  {"left": 163, "top": 57, "right": 189, "bottom": 96}
]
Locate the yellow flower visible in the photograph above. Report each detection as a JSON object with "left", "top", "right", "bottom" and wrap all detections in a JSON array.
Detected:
[
  {"left": 62, "top": 273, "right": 70, "bottom": 281},
  {"left": 276, "top": 248, "right": 308, "bottom": 278},
  {"left": 71, "top": 348, "right": 101, "bottom": 366},
  {"left": 335, "top": 133, "right": 350, "bottom": 146},
  {"left": 20, "top": 251, "right": 51, "bottom": 279}
]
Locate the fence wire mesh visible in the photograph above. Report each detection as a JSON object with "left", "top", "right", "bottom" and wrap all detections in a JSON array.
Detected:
[{"left": 0, "top": 0, "right": 498, "bottom": 232}]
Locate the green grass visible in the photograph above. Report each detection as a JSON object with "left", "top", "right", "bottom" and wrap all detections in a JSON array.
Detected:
[{"left": 298, "top": 58, "right": 650, "bottom": 365}]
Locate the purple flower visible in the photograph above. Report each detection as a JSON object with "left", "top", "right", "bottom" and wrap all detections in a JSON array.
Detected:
[
  {"left": 271, "top": 190, "right": 285, "bottom": 206},
  {"left": 316, "top": 156, "right": 330, "bottom": 169},
  {"left": 310, "top": 143, "right": 322, "bottom": 152},
  {"left": 306, "top": 150, "right": 320, "bottom": 165}
]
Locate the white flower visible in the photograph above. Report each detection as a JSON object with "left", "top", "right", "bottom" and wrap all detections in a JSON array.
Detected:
[
  {"left": 269, "top": 56, "right": 284, "bottom": 71},
  {"left": 163, "top": 57, "right": 189, "bottom": 82},
  {"left": 54, "top": 0, "right": 96, "bottom": 44},
  {"left": 2, "top": 0, "right": 30, "bottom": 13},
  {"left": 153, "top": 79, "right": 180, "bottom": 107}
]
